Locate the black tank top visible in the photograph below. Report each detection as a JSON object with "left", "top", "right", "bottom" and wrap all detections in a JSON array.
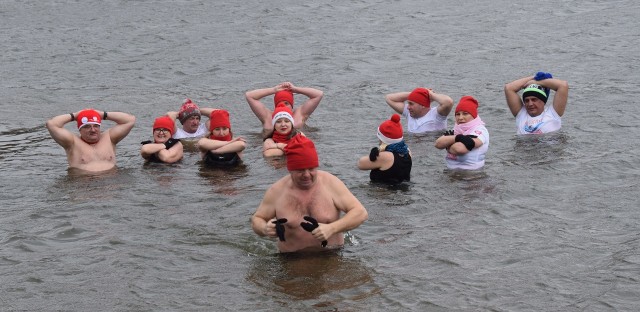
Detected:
[{"left": 370, "top": 152, "right": 411, "bottom": 184}]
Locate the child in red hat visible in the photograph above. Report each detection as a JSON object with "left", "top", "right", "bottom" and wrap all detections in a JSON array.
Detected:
[
  {"left": 435, "top": 96, "right": 490, "bottom": 170},
  {"left": 196, "top": 109, "right": 246, "bottom": 167},
  {"left": 357, "top": 114, "right": 412, "bottom": 184},
  {"left": 140, "top": 116, "right": 183, "bottom": 164}
]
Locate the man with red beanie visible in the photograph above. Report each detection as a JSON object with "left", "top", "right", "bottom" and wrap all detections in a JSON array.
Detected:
[
  {"left": 165, "top": 98, "right": 219, "bottom": 141},
  {"left": 385, "top": 87, "right": 454, "bottom": 133},
  {"left": 140, "top": 116, "right": 183, "bottom": 164},
  {"left": 251, "top": 135, "right": 368, "bottom": 253},
  {"left": 245, "top": 81, "right": 323, "bottom": 138},
  {"left": 46, "top": 109, "right": 135, "bottom": 172}
]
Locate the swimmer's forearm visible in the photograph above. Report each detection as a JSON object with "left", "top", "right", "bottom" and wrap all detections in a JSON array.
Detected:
[{"left": 330, "top": 207, "right": 368, "bottom": 234}]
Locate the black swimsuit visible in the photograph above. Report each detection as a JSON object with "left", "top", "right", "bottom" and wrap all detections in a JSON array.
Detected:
[
  {"left": 370, "top": 152, "right": 412, "bottom": 184},
  {"left": 203, "top": 151, "right": 241, "bottom": 167}
]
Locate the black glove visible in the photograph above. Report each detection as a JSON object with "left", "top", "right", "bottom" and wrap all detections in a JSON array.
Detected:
[
  {"left": 140, "top": 140, "right": 152, "bottom": 145},
  {"left": 369, "top": 147, "right": 379, "bottom": 162},
  {"left": 300, "top": 216, "right": 327, "bottom": 247},
  {"left": 455, "top": 134, "right": 477, "bottom": 151},
  {"left": 164, "top": 138, "right": 179, "bottom": 149},
  {"left": 271, "top": 218, "right": 288, "bottom": 242},
  {"left": 442, "top": 129, "right": 454, "bottom": 136}
]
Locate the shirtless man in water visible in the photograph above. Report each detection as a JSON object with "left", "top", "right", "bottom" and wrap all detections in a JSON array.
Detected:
[
  {"left": 251, "top": 135, "right": 368, "bottom": 253},
  {"left": 46, "top": 109, "right": 136, "bottom": 172}
]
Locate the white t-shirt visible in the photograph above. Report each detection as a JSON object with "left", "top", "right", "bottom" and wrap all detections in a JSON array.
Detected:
[
  {"left": 173, "top": 123, "right": 208, "bottom": 139},
  {"left": 402, "top": 105, "right": 448, "bottom": 133},
  {"left": 515, "top": 105, "right": 562, "bottom": 134},
  {"left": 444, "top": 125, "right": 490, "bottom": 170}
]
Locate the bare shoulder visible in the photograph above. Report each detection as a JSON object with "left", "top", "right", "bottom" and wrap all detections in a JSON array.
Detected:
[
  {"left": 317, "top": 170, "right": 347, "bottom": 189},
  {"left": 267, "top": 174, "right": 292, "bottom": 192}
]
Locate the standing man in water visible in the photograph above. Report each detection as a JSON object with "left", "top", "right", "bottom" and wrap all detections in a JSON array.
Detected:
[
  {"left": 504, "top": 72, "right": 569, "bottom": 134},
  {"left": 385, "top": 87, "right": 454, "bottom": 134},
  {"left": 46, "top": 109, "right": 136, "bottom": 172},
  {"left": 165, "top": 98, "right": 218, "bottom": 140},
  {"left": 245, "top": 82, "right": 323, "bottom": 138},
  {"left": 251, "top": 135, "right": 368, "bottom": 253}
]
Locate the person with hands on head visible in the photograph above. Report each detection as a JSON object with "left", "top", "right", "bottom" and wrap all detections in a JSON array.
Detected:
[
  {"left": 435, "top": 96, "right": 489, "bottom": 170},
  {"left": 251, "top": 135, "right": 368, "bottom": 253},
  {"left": 385, "top": 87, "right": 454, "bottom": 133},
  {"left": 357, "top": 114, "right": 412, "bottom": 184},
  {"left": 46, "top": 109, "right": 135, "bottom": 172},
  {"left": 504, "top": 71, "right": 569, "bottom": 134},
  {"left": 245, "top": 82, "right": 323, "bottom": 138},
  {"left": 262, "top": 103, "right": 304, "bottom": 157},
  {"left": 197, "top": 109, "right": 246, "bottom": 167},
  {"left": 140, "top": 116, "right": 183, "bottom": 164},
  {"left": 166, "top": 98, "right": 218, "bottom": 140}
]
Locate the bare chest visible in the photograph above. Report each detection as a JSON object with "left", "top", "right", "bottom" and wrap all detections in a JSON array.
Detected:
[{"left": 275, "top": 188, "right": 339, "bottom": 225}]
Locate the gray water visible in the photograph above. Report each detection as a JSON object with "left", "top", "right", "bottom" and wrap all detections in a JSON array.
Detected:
[{"left": 2, "top": 0, "right": 639, "bottom": 311}]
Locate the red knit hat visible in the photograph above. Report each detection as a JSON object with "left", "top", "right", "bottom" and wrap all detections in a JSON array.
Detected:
[
  {"left": 284, "top": 135, "right": 319, "bottom": 171},
  {"left": 76, "top": 109, "right": 101, "bottom": 129},
  {"left": 407, "top": 88, "right": 431, "bottom": 107},
  {"left": 209, "top": 110, "right": 232, "bottom": 141},
  {"left": 455, "top": 96, "right": 479, "bottom": 119},
  {"left": 272, "top": 103, "right": 295, "bottom": 127},
  {"left": 178, "top": 98, "right": 201, "bottom": 124},
  {"left": 153, "top": 116, "right": 175, "bottom": 136},
  {"left": 274, "top": 90, "right": 294, "bottom": 107},
  {"left": 210, "top": 109, "right": 231, "bottom": 129},
  {"left": 377, "top": 114, "right": 404, "bottom": 144}
]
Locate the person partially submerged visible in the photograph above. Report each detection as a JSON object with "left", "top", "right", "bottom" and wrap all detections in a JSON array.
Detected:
[
  {"left": 251, "top": 135, "right": 368, "bottom": 253},
  {"left": 140, "top": 116, "right": 183, "bottom": 164},
  {"left": 46, "top": 109, "right": 135, "bottom": 172}
]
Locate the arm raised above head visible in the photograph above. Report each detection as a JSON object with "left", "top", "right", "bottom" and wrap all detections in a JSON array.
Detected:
[
  {"left": 385, "top": 92, "right": 410, "bottom": 114},
  {"left": 504, "top": 75, "right": 534, "bottom": 117},
  {"left": 245, "top": 85, "right": 279, "bottom": 126},
  {"left": 430, "top": 90, "right": 454, "bottom": 116},
  {"left": 290, "top": 83, "right": 323, "bottom": 119},
  {"left": 536, "top": 78, "right": 569, "bottom": 116},
  {"left": 98, "top": 111, "right": 135, "bottom": 145},
  {"left": 46, "top": 112, "right": 78, "bottom": 150}
]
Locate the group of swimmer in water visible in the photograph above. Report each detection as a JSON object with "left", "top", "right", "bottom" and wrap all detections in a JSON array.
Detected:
[{"left": 46, "top": 72, "right": 569, "bottom": 253}]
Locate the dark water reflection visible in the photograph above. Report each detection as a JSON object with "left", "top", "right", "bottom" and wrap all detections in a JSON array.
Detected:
[{"left": 247, "top": 251, "right": 377, "bottom": 305}]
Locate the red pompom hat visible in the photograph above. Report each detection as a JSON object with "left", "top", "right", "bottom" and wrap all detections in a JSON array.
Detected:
[
  {"left": 274, "top": 90, "right": 294, "bottom": 107},
  {"left": 407, "top": 87, "right": 431, "bottom": 107},
  {"left": 178, "top": 98, "right": 201, "bottom": 124},
  {"left": 377, "top": 114, "right": 404, "bottom": 144},
  {"left": 455, "top": 96, "right": 479, "bottom": 119},
  {"left": 284, "top": 135, "right": 319, "bottom": 171},
  {"left": 153, "top": 116, "right": 175, "bottom": 136},
  {"left": 76, "top": 109, "right": 101, "bottom": 129}
]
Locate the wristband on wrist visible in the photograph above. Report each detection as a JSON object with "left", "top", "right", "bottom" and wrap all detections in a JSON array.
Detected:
[
  {"left": 103, "top": 111, "right": 108, "bottom": 120},
  {"left": 69, "top": 113, "right": 75, "bottom": 121}
]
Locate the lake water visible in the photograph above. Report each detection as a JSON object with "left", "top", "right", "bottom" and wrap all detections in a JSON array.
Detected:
[{"left": 1, "top": 0, "right": 639, "bottom": 311}]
